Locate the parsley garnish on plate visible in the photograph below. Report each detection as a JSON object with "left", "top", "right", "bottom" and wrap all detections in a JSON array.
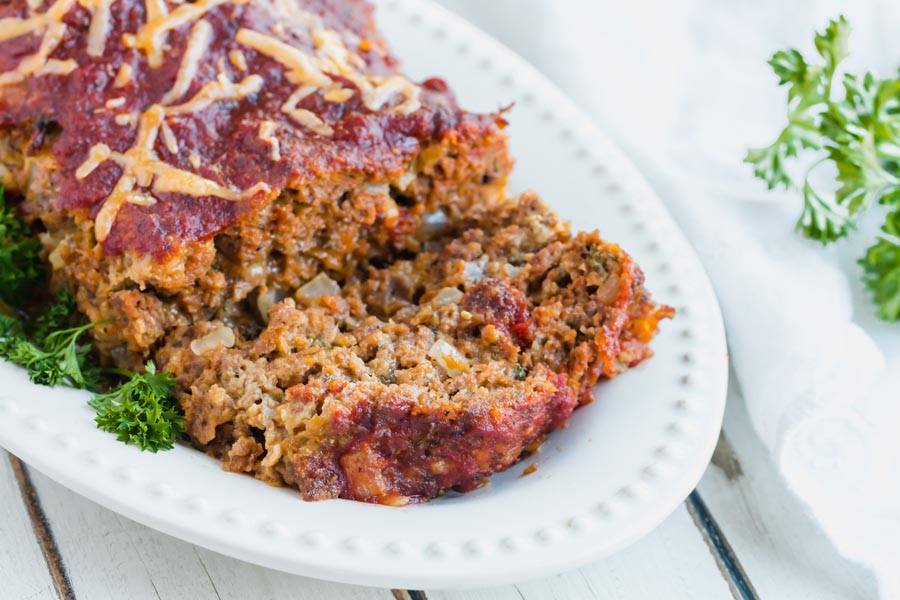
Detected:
[
  {"left": 33, "top": 288, "right": 79, "bottom": 345},
  {"left": 0, "top": 311, "right": 183, "bottom": 452},
  {"left": 746, "top": 16, "right": 900, "bottom": 320},
  {"left": 0, "top": 319, "right": 105, "bottom": 389},
  {"left": 0, "top": 193, "right": 184, "bottom": 452},
  {"left": 90, "top": 362, "right": 184, "bottom": 453},
  {"left": 0, "top": 185, "right": 43, "bottom": 307}
]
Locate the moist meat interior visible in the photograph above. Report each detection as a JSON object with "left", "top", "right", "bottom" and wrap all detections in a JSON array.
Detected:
[{"left": 157, "top": 193, "right": 671, "bottom": 503}]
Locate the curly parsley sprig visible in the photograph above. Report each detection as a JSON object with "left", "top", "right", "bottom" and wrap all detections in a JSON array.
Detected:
[
  {"left": 860, "top": 208, "right": 900, "bottom": 321},
  {"left": 0, "top": 318, "right": 106, "bottom": 389},
  {"left": 746, "top": 16, "right": 900, "bottom": 320},
  {"left": 0, "top": 185, "right": 43, "bottom": 307},
  {"left": 0, "top": 203, "right": 183, "bottom": 451},
  {"left": 0, "top": 310, "right": 183, "bottom": 451},
  {"left": 33, "top": 289, "right": 78, "bottom": 345},
  {"left": 89, "top": 362, "right": 184, "bottom": 453}
]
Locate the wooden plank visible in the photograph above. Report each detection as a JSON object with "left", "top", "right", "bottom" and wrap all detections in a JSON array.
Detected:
[
  {"left": 25, "top": 467, "right": 394, "bottom": 600},
  {"left": 686, "top": 492, "right": 757, "bottom": 600},
  {"left": 696, "top": 375, "right": 878, "bottom": 600},
  {"left": 0, "top": 451, "right": 57, "bottom": 600},
  {"left": 8, "top": 455, "right": 76, "bottom": 600},
  {"left": 426, "top": 503, "right": 735, "bottom": 600}
]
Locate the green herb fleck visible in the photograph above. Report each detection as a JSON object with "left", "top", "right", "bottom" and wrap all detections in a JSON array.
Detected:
[
  {"left": 513, "top": 363, "right": 528, "bottom": 380},
  {"left": 0, "top": 319, "right": 106, "bottom": 389},
  {"left": 588, "top": 244, "right": 615, "bottom": 279}
]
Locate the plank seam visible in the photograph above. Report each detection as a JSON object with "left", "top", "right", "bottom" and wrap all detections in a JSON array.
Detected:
[
  {"left": 392, "top": 590, "right": 429, "bottom": 600},
  {"left": 686, "top": 491, "right": 759, "bottom": 600},
  {"left": 9, "top": 454, "right": 77, "bottom": 600}
]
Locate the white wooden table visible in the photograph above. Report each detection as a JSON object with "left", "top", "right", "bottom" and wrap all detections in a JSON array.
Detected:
[{"left": 0, "top": 372, "right": 877, "bottom": 600}]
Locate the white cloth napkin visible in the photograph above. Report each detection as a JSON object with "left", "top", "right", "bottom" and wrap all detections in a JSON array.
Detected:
[{"left": 437, "top": 0, "right": 900, "bottom": 595}]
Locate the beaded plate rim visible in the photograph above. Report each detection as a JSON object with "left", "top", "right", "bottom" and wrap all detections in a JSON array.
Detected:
[{"left": 0, "top": 0, "right": 728, "bottom": 590}]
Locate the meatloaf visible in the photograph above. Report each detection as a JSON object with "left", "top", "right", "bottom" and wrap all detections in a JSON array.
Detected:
[{"left": 0, "top": 0, "right": 673, "bottom": 503}]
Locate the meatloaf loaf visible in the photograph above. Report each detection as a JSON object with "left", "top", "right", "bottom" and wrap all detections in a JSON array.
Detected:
[
  {"left": 0, "top": 0, "right": 673, "bottom": 503},
  {"left": 0, "top": 0, "right": 511, "bottom": 369}
]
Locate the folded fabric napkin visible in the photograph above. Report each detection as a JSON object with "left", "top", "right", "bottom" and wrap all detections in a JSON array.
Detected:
[{"left": 438, "top": 0, "right": 900, "bottom": 595}]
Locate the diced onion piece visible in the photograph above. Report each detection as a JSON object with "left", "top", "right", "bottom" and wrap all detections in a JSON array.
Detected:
[
  {"left": 463, "top": 258, "right": 486, "bottom": 284},
  {"left": 381, "top": 492, "right": 411, "bottom": 507},
  {"left": 432, "top": 287, "right": 463, "bottom": 306},
  {"left": 395, "top": 167, "right": 416, "bottom": 190},
  {"left": 260, "top": 442, "right": 283, "bottom": 468},
  {"left": 296, "top": 273, "right": 340, "bottom": 301},
  {"left": 190, "top": 326, "right": 235, "bottom": 355},
  {"left": 427, "top": 339, "right": 468, "bottom": 377},
  {"left": 256, "top": 289, "right": 279, "bottom": 323},
  {"left": 418, "top": 211, "right": 448, "bottom": 237},
  {"left": 504, "top": 264, "right": 523, "bottom": 278},
  {"left": 364, "top": 183, "right": 389, "bottom": 195},
  {"left": 47, "top": 243, "right": 65, "bottom": 270}
]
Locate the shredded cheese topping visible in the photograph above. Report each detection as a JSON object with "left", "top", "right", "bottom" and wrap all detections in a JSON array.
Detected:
[
  {"left": 84, "top": 0, "right": 112, "bottom": 57},
  {"left": 159, "top": 120, "right": 179, "bottom": 154},
  {"left": 124, "top": 0, "right": 241, "bottom": 68},
  {"left": 166, "top": 72, "right": 263, "bottom": 115},
  {"left": 0, "top": 20, "right": 76, "bottom": 87},
  {"left": 323, "top": 87, "right": 354, "bottom": 103},
  {"left": 113, "top": 62, "right": 133, "bottom": 87},
  {"left": 1, "top": 0, "right": 424, "bottom": 245},
  {"left": 159, "top": 19, "right": 213, "bottom": 104},
  {"left": 81, "top": 105, "right": 271, "bottom": 241},
  {"left": 228, "top": 48, "right": 248, "bottom": 72},
  {"left": 0, "top": 0, "right": 76, "bottom": 42},
  {"left": 281, "top": 84, "right": 333, "bottom": 136},
  {"left": 115, "top": 112, "right": 138, "bottom": 127},
  {"left": 235, "top": 27, "right": 331, "bottom": 88},
  {"left": 258, "top": 120, "right": 281, "bottom": 162}
]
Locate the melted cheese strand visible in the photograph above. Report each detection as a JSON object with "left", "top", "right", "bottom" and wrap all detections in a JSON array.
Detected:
[
  {"left": 85, "top": 0, "right": 112, "bottom": 56},
  {"left": 159, "top": 19, "right": 213, "bottom": 104},
  {"left": 127, "top": 0, "right": 241, "bottom": 68},
  {"left": 281, "top": 84, "right": 333, "bottom": 136},
  {"left": 228, "top": 49, "right": 248, "bottom": 72},
  {"left": 258, "top": 120, "right": 280, "bottom": 161},
  {"left": 311, "top": 28, "right": 363, "bottom": 75},
  {"left": 237, "top": 24, "right": 420, "bottom": 115},
  {"left": 75, "top": 143, "right": 112, "bottom": 179},
  {"left": 0, "top": 0, "right": 76, "bottom": 42},
  {"left": 113, "top": 63, "right": 133, "bottom": 88},
  {"left": 94, "top": 174, "right": 137, "bottom": 243},
  {"left": 347, "top": 74, "right": 422, "bottom": 115},
  {"left": 235, "top": 27, "right": 331, "bottom": 87},
  {"left": 159, "top": 120, "right": 179, "bottom": 154},
  {"left": 82, "top": 105, "right": 271, "bottom": 242},
  {"left": 144, "top": 0, "right": 168, "bottom": 23},
  {"left": 0, "top": 20, "right": 77, "bottom": 86},
  {"left": 165, "top": 72, "right": 263, "bottom": 115}
]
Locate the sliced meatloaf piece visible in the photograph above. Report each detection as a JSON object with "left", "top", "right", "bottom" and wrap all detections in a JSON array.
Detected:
[{"left": 157, "top": 194, "right": 673, "bottom": 504}]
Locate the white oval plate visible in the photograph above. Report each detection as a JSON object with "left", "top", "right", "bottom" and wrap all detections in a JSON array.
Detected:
[{"left": 0, "top": 0, "right": 728, "bottom": 590}]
